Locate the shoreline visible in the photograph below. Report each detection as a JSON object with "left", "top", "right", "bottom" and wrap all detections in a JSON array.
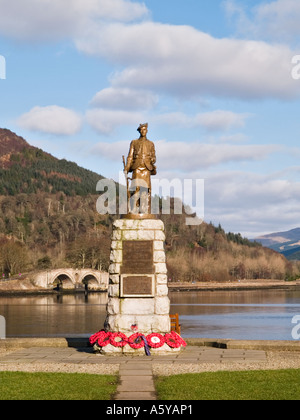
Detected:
[
  {"left": 0, "top": 279, "right": 299, "bottom": 296},
  {"left": 168, "top": 279, "right": 300, "bottom": 292}
]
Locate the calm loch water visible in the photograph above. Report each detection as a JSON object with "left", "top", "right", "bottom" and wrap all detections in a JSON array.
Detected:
[
  {"left": 0, "top": 289, "right": 300, "bottom": 340},
  {"left": 170, "top": 289, "right": 300, "bottom": 340}
]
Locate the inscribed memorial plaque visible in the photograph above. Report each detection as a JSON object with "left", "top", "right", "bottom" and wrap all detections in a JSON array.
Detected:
[
  {"left": 121, "top": 275, "right": 154, "bottom": 297},
  {"left": 121, "top": 240, "right": 154, "bottom": 274}
]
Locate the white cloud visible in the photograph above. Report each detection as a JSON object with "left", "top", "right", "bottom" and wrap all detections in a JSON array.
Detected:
[
  {"left": 207, "top": 172, "right": 296, "bottom": 206},
  {"left": 0, "top": 0, "right": 149, "bottom": 41},
  {"left": 193, "top": 110, "right": 249, "bottom": 131},
  {"left": 155, "top": 141, "right": 280, "bottom": 171},
  {"left": 90, "top": 138, "right": 300, "bottom": 236},
  {"left": 90, "top": 87, "right": 158, "bottom": 110},
  {"left": 17, "top": 105, "right": 82, "bottom": 135},
  {"left": 86, "top": 108, "right": 144, "bottom": 134},
  {"left": 90, "top": 139, "right": 280, "bottom": 170},
  {"left": 225, "top": 0, "right": 300, "bottom": 44},
  {"left": 86, "top": 106, "right": 249, "bottom": 134},
  {"left": 152, "top": 110, "right": 249, "bottom": 131},
  {"left": 203, "top": 170, "right": 300, "bottom": 235},
  {"left": 1, "top": 1, "right": 298, "bottom": 101},
  {"left": 91, "top": 140, "right": 129, "bottom": 160},
  {"left": 76, "top": 21, "right": 298, "bottom": 101},
  {"left": 154, "top": 168, "right": 300, "bottom": 236},
  {"left": 218, "top": 133, "right": 248, "bottom": 143}
]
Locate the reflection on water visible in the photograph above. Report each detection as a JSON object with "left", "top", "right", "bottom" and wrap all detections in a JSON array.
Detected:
[
  {"left": 0, "top": 293, "right": 108, "bottom": 338},
  {"left": 170, "top": 289, "right": 300, "bottom": 340},
  {"left": 0, "top": 289, "right": 300, "bottom": 340}
]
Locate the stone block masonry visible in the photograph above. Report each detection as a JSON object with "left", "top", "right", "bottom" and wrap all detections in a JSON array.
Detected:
[{"left": 104, "top": 219, "right": 171, "bottom": 337}]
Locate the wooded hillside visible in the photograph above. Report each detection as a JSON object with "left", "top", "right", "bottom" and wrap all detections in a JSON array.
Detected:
[{"left": 0, "top": 128, "right": 298, "bottom": 281}]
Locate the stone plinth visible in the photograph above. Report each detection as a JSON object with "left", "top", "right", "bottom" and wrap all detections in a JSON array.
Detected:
[
  {"left": 102, "top": 219, "right": 180, "bottom": 354},
  {"left": 105, "top": 219, "right": 170, "bottom": 334}
]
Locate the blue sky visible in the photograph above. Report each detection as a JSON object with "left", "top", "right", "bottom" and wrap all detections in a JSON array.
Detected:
[{"left": 1, "top": 0, "right": 300, "bottom": 238}]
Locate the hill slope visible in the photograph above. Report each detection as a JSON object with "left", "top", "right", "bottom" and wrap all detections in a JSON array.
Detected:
[
  {"left": 0, "top": 128, "right": 104, "bottom": 196},
  {"left": 0, "top": 128, "right": 31, "bottom": 167}
]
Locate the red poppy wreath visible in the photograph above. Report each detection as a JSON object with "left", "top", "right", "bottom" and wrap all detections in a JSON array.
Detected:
[
  {"left": 89, "top": 330, "right": 104, "bottom": 346},
  {"left": 164, "top": 331, "right": 187, "bottom": 348},
  {"left": 128, "top": 332, "right": 145, "bottom": 349},
  {"left": 146, "top": 333, "right": 165, "bottom": 348},
  {"left": 109, "top": 332, "right": 128, "bottom": 347},
  {"left": 96, "top": 331, "right": 111, "bottom": 347}
]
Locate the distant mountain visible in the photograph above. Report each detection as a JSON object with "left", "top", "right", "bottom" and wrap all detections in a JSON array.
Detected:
[
  {"left": 280, "top": 246, "right": 300, "bottom": 260},
  {"left": 0, "top": 128, "right": 104, "bottom": 196},
  {"left": 255, "top": 227, "right": 300, "bottom": 260},
  {"left": 255, "top": 227, "right": 300, "bottom": 247}
]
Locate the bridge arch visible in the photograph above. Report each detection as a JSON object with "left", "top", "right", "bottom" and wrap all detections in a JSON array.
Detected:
[
  {"left": 52, "top": 272, "right": 75, "bottom": 290},
  {"left": 81, "top": 274, "right": 100, "bottom": 291}
]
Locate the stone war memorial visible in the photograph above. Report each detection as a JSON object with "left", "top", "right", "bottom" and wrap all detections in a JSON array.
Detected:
[{"left": 90, "top": 123, "right": 186, "bottom": 355}]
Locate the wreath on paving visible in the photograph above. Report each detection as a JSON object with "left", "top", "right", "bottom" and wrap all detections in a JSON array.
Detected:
[{"left": 89, "top": 330, "right": 186, "bottom": 349}]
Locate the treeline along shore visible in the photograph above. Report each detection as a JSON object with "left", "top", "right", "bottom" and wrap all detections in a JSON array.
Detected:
[{"left": 0, "top": 275, "right": 299, "bottom": 296}]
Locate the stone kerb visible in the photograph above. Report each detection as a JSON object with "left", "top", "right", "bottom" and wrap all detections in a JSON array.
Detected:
[{"left": 105, "top": 219, "right": 171, "bottom": 340}]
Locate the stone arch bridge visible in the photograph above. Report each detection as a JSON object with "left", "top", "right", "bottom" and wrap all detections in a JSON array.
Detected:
[{"left": 33, "top": 269, "right": 108, "bottom": 291}]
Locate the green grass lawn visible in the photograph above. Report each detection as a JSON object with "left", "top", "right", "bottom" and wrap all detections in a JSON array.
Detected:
[
  {"left": 0, "top": 371, "right": 118, "bottom": 400},
  {"left": 2, "top": 369, "right": 300, "bottom": 400},
  {"left": 155, "top": 369, "right": 300, "bottom": 400}
]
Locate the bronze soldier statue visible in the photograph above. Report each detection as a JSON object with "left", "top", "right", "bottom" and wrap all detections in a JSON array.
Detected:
[{"left": 123, "top": 123, "right": 156, "bottom": 216}]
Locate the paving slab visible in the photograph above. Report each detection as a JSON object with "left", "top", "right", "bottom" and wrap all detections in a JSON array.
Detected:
[
  {"left": 118, "top": 379, "right": 155, "bottom": 393},
  {"left": 0, "top": 344, "right": 269, "bottom": 400},
  {"left": 115, "top": 361, "right": 156, "bottom": 400},
  {"left": 114, "top": 391, "right": 157, "bottom": 401},
  {"left": 118, "top": 369, "right": 153, "bottom": 376},
  {"left": 0, "top": 345, "right": 267, "bottom": 364}
]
